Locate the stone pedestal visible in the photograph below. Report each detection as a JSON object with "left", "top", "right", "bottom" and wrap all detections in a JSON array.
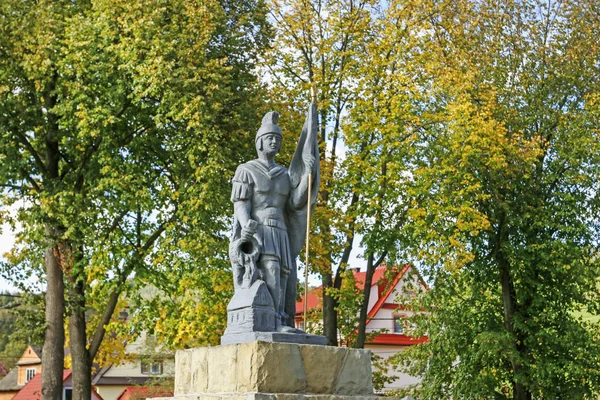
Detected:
[{"left": 156, "top": 341, "right": 380, "bottom": 400}]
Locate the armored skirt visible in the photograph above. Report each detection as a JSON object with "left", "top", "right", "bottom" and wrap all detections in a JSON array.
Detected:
[{"left": 255, "top": 222, "right": 294, "bottom": 274}]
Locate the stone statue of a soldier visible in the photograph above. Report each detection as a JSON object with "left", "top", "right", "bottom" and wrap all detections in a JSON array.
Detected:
[{"left": 224, "top": 102, "right": 320, "bottom": 340}]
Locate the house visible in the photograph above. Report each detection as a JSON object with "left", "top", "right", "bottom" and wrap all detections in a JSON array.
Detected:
[
  {"left": 0, "top": 369, "right": 19, "bottom": 400},
  {"left": 92, "top": 332, "right": 174, "bottom": 400},
  {"left": 295, "top": 264, "right": 428, "bottom": 392},
  {"left": 0, "top": 329, "right": 173, "bottom": 400},
  {"left": 0, "top": 345, "right": 109, "bottom": 400},
  {"left": 0, "top": 345, "right": 42, "bottom": 400},
  {"left": 11, "top": 370, "right": 103, "bottom": 400}
]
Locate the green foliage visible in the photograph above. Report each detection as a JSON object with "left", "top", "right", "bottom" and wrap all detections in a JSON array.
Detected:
[
  {"left": 0, "top": 0, "right": 271, "bottom": 385},
  {"left": 264, "top": 0, "right": 411, "bottom": 352},
  {"left": 131, "top": 376, "right": 175, "bottom": 400},
  {"left": 379, "top": 0, "right": 600, "bottom": 398},
  {"left": 328, "top": 269, "right": 363, "bottom": 347},
  {"left": 0, "top": 292, "right": 44, "bottom": 370},
  {"left": 371, "top": 353, "right": 397, "bottom": 393},
  {"left": 264, "top": 0, "right": 380, "bottom": 279},
  {"left": 0, "top": 293, "right": 21, "bottom": 370},
  {"left": 2, "top": 1, "right": 598, "bottom": 398}
]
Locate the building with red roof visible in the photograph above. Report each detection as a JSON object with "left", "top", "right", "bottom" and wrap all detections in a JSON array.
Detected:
[
  {"left": 295, "top": 264, "right": 428, "bottom": 392},
  {"left": 12, "top": 370, "right": 103, "bottom": 400},
  {"left": 0, "top": 345, "right": 42, "bottom": 400}
]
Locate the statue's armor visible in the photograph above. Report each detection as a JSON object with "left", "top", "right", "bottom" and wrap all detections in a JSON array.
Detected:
[
  {"left": 231, "top": 160, "right": 294, "bottom": 271},
  {"left": 251, "top": 169, "right": 290, "bottom": 227}
]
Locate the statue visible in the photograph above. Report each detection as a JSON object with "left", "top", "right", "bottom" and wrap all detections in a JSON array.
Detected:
[{"left": 222, "top": 101, "right": 323, "bottom": 344}]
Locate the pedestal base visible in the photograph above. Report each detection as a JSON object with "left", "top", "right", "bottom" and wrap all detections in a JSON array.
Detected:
[{"left": 162, "top": 342, "right": 378, "bottom": 399}]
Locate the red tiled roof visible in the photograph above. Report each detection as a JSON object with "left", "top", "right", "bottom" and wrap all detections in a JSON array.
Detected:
[
  {"left": 13, "top": 370, "right": 71, "bottom": 400},
  {"left": 12, "top": 370, "right": 104, "bottom": 400},
  {"left": 368, "top": 333, "right": 428, "bottom": 345},
  {"left": 296, "top": 264, "right": 414, "bottom": 316}
]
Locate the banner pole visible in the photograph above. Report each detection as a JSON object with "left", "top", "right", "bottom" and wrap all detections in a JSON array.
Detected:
[
  {"left": 304, "top": 173, "right": 311, "bottom": 329},
  {"left": 304, "top": 85, "right": 317, "bottom": 330}
]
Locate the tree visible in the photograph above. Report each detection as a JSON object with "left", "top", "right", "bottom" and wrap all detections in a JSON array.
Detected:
[
  {"left": 341, "top": 4, "right": 430, "bottom": 347},
  {"left": 0, "top": 0, "right": 269, "bottom": 399},
  {"left": 387, "top": 0, "right": 600, "bottom": 398},
  {"left": 264, "top": 0, "right": 393, "bottom": 347}
]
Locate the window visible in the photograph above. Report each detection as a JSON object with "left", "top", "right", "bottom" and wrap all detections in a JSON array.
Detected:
[
  {"left": 64, "top": 388, "right": 73, "bottom": 400},
  {"left": 298, "top": 321, "right": 305, "bottom": 331},
  {"left": 141, "top": 361, "right": 163, "bottom": 375},
  {"left": 25, "top": 368, "right": 36, "bottom": 382},
  {"left": 393, "top": 316, "right": 404, "bottom": 334}
]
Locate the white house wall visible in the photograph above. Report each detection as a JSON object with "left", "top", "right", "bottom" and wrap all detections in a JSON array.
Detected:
[
  {"left": 366, "top": 345, "right": 422, "bottom": 392},
  {"left": 365, "top": 268, "right": 424, "bottom": 392},
  {"left": 367, "top": 273, "right": 420, "bottom": 332},
  {"left": 367, "top": 284, "right": 378, "bottom": 312}
]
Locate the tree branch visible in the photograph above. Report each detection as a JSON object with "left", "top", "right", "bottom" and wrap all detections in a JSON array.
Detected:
[
  {"left": 88, "top": 217, "right": 170, "bottom": 361},
  {"left": 19, "top": 168, "right": 42, "bottom": 193},
  {"left": 16, "top": 132, "right": 48, "bottom": 176}
]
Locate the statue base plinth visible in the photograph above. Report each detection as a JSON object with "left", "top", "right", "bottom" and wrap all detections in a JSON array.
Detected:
[
  {"left": 221, "top": 331, "right": 327, "bottom": 346},
  {"left": 161, "top": 341, "right": 380, "bottom": 400}
]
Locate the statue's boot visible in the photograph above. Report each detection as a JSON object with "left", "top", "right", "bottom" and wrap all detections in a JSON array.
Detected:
[
  {"left": 276, "top": 324, "right": 299, "bottom": 333},
  {"left": 276, "top": 311, "right": 302, "bottom": 333}
]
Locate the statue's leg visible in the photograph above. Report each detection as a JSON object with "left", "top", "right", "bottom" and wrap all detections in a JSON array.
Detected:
[
  {"left": 279, "top": 264, "right": 290, "bottom": 325},
  {"left": 258, "top": 255, "right": 281, "bottom": 326},
  {"left": 284, "top": 260, "right": 297, "bottom": 328}
]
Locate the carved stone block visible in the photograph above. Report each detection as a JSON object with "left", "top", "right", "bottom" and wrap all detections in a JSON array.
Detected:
[{"left": 167, "top": 342, "right": 382, "bottom": 400}]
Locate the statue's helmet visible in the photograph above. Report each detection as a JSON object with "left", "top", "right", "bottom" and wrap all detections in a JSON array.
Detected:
[{"left": 255, "top": 111, "right": 283, "bottom": 142}]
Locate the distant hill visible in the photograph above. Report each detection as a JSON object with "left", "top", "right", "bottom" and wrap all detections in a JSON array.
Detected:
[{"left": 0, "top": 293, "right": 29, "bottom": 371}]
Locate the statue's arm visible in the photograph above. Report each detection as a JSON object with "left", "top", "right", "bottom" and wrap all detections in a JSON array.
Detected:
[
  {"left": 289, "top": 170, "right": 312, "bottom": 210},
  {"left": 234, "top": 200, "right": 252, "bottom": 228},
  {"left": 231, "top": 166, "right": 256, "bottom": 241}
]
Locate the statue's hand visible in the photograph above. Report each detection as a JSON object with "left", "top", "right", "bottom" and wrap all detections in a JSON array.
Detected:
[{"left": 303, "top": 154, "right": 315, "bottom": 174}]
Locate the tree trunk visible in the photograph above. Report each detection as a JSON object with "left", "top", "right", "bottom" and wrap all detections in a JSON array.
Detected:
[
  {"left": 355, "top": 253, "right": 375, "bottom": 348},
  {"left": 500, "top": 266, "right": 531, "bottom": 400},
  {"left": 69, "top": 276, "right": 92, "bottom": 400},
  {"left": 42, "top": 243, "right": 65, "bottom": 400},
  {"left": 42, "top": 78, "right": 66, "bottom": 400},
  {"left": 322, "top": 271, "right": 338, "bottom": 346},
  {"left": 496, "top": 217, "right": 531, "bottom": 400}
]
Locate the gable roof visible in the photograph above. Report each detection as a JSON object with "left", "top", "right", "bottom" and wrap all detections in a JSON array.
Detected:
[
  {"left": 12, "top": 370, "right": 71, "bottom": 400},
  {"left": 92, "top": 365, "right": 156, "bottom": 386},
  {"left": 296, "top": 264, "right": 425, "bottom": 317},
  {"left": 367, "top": 264, "right": 411, "bottom": 319},
  {"left": 13, "top": 370, "right": 105, "bottom": 400},
  {"left": 30, "top": 346, "right": 42, "bottom": 358},
  {"left": 16, "top": 345, "right": 42, "bottom": 366},
  {"left": 0, "top": 368, "right": 19, "bottom": 392}
]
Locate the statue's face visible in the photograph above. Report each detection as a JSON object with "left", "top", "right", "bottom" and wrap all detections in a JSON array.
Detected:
[{"left": 258, "top": 133, "right": 282, "bottom": 157}]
